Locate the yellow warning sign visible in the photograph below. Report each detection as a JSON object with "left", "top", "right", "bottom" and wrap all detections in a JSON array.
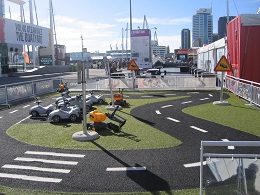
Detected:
[
  {"left": 127, "top": 59, "right": 140, "bottom": 70},
  {"left": 214, "top": 56, "right": 232, "bottom": 72}
]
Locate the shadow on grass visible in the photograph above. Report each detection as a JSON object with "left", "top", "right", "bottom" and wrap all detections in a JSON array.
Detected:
[
  {"left": 120, "top": 110, "right": 156, "bottom": 126},
  {"left": 91, "top": 141, "right": 173, "bottom": 195},
  {"left": 97, "top": 128, "right": 141, "bottom": 142}
]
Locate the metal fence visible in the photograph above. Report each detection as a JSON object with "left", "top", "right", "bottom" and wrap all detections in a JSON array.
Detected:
[
  {"left": 225, "top": 75, "right": 260, "bottom": 107},
  {"left": 0, "top": 75, "right": 218, "bottom": 105}
]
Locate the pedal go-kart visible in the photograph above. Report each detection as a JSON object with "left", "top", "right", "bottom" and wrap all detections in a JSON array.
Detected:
[
  {"left": 86, "top": 91, "right": 106, "bottom": 105},
  {"left": 87, "top": 106, "right": 126, "bottom": 132},
  {"left": 48, "top": 100, "right": 80, "bottom": 123},
  {"left": 29, "top": 99, "right": 56, "bottom": 117},
  {"left": 55, "top": 90, "right": 72, "bottom": 104},
  {"left": 57, "top": 94, "right": 93, "bottom": 113}
]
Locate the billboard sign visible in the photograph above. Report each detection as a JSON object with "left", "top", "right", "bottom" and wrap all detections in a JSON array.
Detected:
[
  {"left": 131, "top": 29, "right": 152, "bottom": 69},
  {"left": 0, "top": 17, "right": 50, "bottom": 46}
]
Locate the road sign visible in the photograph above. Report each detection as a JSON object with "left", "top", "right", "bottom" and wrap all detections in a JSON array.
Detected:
[
  {"left": 127, "top": 59, "right": 140, "bottom": 70},
  {"left": 214, "top": 56, "right": 232, "bottom": 71}
]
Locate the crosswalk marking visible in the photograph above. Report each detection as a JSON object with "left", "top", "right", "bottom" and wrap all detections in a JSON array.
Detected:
[
  {"left": 14, "top": 157, "right": 78, "bottom": 165},
  {"left": 2, "top": 164, "right": 70, "bottom": 173},
  {"left": 106, "top": 167, "right": 146, "bottom": 171},
  {"left": 0, "top": 173, "right": 62, "bottom": 183},
  {"left": 25, "top": 151, "right": 85, "bottom": 158}
]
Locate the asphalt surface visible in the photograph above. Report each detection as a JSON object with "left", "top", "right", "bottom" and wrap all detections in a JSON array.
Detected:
[{"left": 0, "top": 91, "right": 259, "bottom": 193}]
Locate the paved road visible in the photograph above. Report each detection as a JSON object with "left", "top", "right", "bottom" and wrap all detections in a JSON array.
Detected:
[{"left": 0, "top": 91, "right": 259, "bottom": 193}]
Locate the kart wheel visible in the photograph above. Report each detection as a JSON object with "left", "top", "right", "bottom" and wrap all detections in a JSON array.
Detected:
[
  {"left": 69, "top": 114, "right": 77, "bottom": 122},
  {"left": 46, "top": 110, "right": 52, "bottom": 116},
  {"left": 31, "top": 110, "right": 39, "bottom": 117},
  {"left": 52, "top": 115, "right": 60, "bottom": 123},
  {"left": 86, "top": 105, "right": 90, "bottom": 111},
  {"left": 98, "top": 99, "right": 104, "bottom": 104}
]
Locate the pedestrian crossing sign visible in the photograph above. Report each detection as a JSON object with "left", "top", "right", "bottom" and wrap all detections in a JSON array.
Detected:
[
  {"left": 127, "top": 59, "right": 140, "bottom": 70},
  {"left": 214, "top": 56, "right": 232, "bottom": 72}
]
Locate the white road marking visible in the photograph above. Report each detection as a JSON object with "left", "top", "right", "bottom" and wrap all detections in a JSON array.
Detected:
[
  {"left": 25, "top": 151, "right": 85, "bottom": 158},
  {"left": 141, "top": 96, "right": 153, "bottom": 98},
  {"left": 200, "top": 98, "right": 210, "bottom": 101},
  {"left": 15, "top": 116, "right": 31, "bottom": 125},
  {"left": 106, "top": 167, "right": 146, "bottom": 171},
  {"left": 2, "top": 164, "right": 70, "bottom": 173},
  {"left": 155, "top": 110, "right": 161, "bottom": 114},
  {"left": 9, "top": 110, "right": 18, "bottom": 114},
  {"left": 221, "top": 139, "right": 235, "bottom": 150},
  {"left": 165, "top": 94, "right": 176, "bottom": 96},
  {"left": 0, "top": 173, "right": 62, "bottom": 183},
  {"left": 167, "top": 117, "right": 180, "bottom": 123},
  {"left": 14, "top": 157, "right": 78, "bottom": 165},
  {"left": 0, "top": 116, "right": 2, "bottom": 119},
  {"left": 184, "top": 161, "right": 207, "bottom": 168},
  {"left": 22, "top": 105, "right": 30, "bottom": 108},
  {"left": 208, "top": 94, "right": 213, "bottom": 97},
  {"left": 187, "top": 92, "right": 199, "bottom": 94},
  {"left": 161, "top": 105, "right": 173, "bottom": 108},
  {"left": 190, "top": 126, "right": 208, "bottom": 133},
  {"left": 182, "top": 101, "right": 192, "bottom": 104}
]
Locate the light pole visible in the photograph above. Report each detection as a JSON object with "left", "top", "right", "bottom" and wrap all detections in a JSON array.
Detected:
[{"left": 81, "top": 34, "right": 87, "bottom": 132}]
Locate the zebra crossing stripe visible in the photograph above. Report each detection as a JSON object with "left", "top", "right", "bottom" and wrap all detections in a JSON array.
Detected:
[
  {"left": 14, "top": 157, "right": 78, "bottom": 165},
  {"left": 25, "top": 151, "right": 85, "bottom": 158},
  {"left": 2, "top": 164, "right": 70, "bottom": 173},
  {"left": 0, "top": 173, "right": 62, "bottom": 183}
]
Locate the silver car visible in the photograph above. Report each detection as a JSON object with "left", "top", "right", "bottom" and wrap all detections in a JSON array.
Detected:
[
  {"left": 48, "top": 101, "right": 80, "bottom": 123},
  {"left": 29, "top": 100, "right": 56, "bottom": 117},
  {"left": 86, "top": 91, "right": 106, "bottom": 104}
]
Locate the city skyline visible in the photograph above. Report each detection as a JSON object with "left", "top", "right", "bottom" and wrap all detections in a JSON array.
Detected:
[{"left": 2, "top": 0, "right": 260, "bottom": 53}]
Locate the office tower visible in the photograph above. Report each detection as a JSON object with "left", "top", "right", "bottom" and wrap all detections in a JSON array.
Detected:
[
  {"left": 192, "top": 7, "right": 213, "bottom": 47},
  {"left": 218, "top": 16, "right": 236, "bottom": 39},
  {"left": 181, "top": 29, "right": 191, "bottom": 49}
]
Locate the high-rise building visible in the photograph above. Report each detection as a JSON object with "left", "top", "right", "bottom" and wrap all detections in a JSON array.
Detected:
[
  {"left": 181, "top": 29, "right": 191, "bottom": 49},
  {"left": 218, "top": 16, "right": 236, "bottom": 39},
  {"left": 0, "top": 0, "right": 5, "bottom": 17},
  {"left": 192, "top": 7, "right": 213, "bottom": 47}
]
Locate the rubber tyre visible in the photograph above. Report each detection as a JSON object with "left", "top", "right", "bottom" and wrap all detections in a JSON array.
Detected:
[
  {"left": 31, "top": 110, "right": 39, "bottom": 117},
  {"left": 98, "top": 99, "right": 104, "bottom": 104},
  {"left": 52, "top": 115, "right": 60, "bottom": 123},
  {"left": 46, "top": 110, "right": 52, "bottom": 116},
  {"left": 69, "top": 114, "right": 77, "bottom": 122}
]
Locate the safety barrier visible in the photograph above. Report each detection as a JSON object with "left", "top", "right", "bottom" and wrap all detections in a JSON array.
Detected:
[
  {"left": 225, "top": 75, "right": 260, "bottom": 107},
  {"left": 0, "top": 75, "right": 217, "bottom": 106}
]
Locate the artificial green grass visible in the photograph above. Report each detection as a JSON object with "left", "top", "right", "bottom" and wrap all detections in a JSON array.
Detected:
[
  {"left": 7, "top": 96, "right": 187, "bottom": 150},
  {"left": 183, "top": 91, "right": 260, "bottom": 137}
]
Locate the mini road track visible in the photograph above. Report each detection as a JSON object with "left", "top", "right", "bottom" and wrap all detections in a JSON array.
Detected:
[{"left": 0, "top": 91, "right": 259, "bottom": 193}]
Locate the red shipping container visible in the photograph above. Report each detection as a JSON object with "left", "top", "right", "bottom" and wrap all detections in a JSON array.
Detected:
[{"left": 227, "top": 14, "right": 260, "bottom": 83}]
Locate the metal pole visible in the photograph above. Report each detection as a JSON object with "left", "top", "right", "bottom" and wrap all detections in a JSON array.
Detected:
[
  {"left": 81, "top": 35, "right": 87, "bottom": 132},
  {"left": 49, "top": 0, "right": 55, "bottom": 66},
  {"left": 199, "top": 141, "right": 204, "bottom": 195},
  {"left": 220, "top": 72, "right": 224, "bottom": 102},
  {"left": 29, "top": 0, "right": 36, "bottom": 68}
]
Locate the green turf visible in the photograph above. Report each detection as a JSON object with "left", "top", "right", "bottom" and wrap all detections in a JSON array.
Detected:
[
  {"left": 183, "top": 91, "right": 260, "bottom": 137},
  {"left": 7, "top": 96, "right": 187, "bottom": 150}
]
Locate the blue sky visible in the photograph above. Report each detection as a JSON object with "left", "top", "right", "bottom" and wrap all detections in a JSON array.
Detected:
[{"left": 4, "top": 0, "right": 260, "bottom": 53}]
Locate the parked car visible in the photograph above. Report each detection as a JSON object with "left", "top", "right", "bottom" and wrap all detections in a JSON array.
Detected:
[
  {"left": 86, "top": 91, "right": 106, "bottom": 104},
  {"left": 29, "top": 99, "right": 56, "bottom": 117},
  {"left": 48, "top": 100, "right": 80, "bottom": 123}
]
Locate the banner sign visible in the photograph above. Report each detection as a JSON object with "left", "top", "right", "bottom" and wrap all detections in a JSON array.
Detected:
[{"left": 0, "top": 17, "right": 50, "bottom": 46}]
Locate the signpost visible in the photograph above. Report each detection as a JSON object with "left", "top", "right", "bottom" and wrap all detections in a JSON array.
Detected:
[
  {"left": 127, "top": 59, "right": 139, "bottom": 90},
  {"left": 213, "top": 55, "right": 232, "bottom": 105}
]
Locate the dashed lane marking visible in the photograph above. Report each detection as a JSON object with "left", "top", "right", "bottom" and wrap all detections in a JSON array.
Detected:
[
  {"left": 190, "top": 126, "right": 208, "bottom": 133},
  {"left": 2, "top": 164, "right": 70, "bottom": 174},
  {"left": 14, "top": 157, "right": 78, "bottom": 165},
  {"left": 22, "top": 105, "right": 30, "bottom": 108},
  {"left": 0, "top": 173, "right": 62, "bottom": 183},
  {"left": 25, "top": 151, "right": 85, "bottom": 158},
  {"left": 106, "top": 167, "right": 146, "bottom": 171},
  {"left": 200, "top": 98, "right": 210, "bottom": 101},
  {"left": 161, "top": 105, "right": 173, "bottom": 108},
  {"left": 221, "top": 139, "right": 235, "bottom": 150},
  {"left": 167, "top": 117, "right": 180, "bottom": 123},
  {"left": 208, "top": 94, "right": 213, "bottom": 97},
  {"left": 181, "top": 101, "right": 192, "bottom": 104},
  {"left": 156, "top": 110, "right": 161, "bottom": 114},
  {"left": 183, "top": 161, "right": 207, "bottom": 168},
  {"left": 9, "top": 110, "right": 18, "bottom": 114}
]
